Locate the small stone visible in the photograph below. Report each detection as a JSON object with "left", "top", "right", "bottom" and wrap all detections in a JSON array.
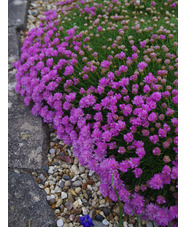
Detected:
[
  {"left": 71, "top": 164, "right": 80, "bottom": 175},
  {"left": 49, "top": 148, "right": 56, "bottom": 154},
  {"left": 79, "top": 165, "right": 85, "bottom": 173},
  {"left": 36, "top": 178, "right": 41, "bottom": 184},
  {"left": 55, "top": 186, "right": 62, "bottom": 193},
  {"left": 38, "top": 184, "right": 44, "bottom": 189},
  {"left": 128, "top": 224, "right": 134, "bottom": 227},
  {"left": 102, "top": 219, "right": 110, "bottom": 226},
  {"left": 73, "top": 200, "right": 79, "bottom": 209},
  {"left": 65, "top": 200, "right": 73, "bottom": 210},
  {"left": 50, "top": 142, "right": 55, "bottom": 147},
  {"left": 69, "top": 214, "right": 75, "bottom": 221},
  {"left": 57, "top": 218, "right": 64, "bottom": 227},
  {"left": 75, "top": 187, "right": 81, "bottom": 194},
  {"left": 71, "top": 175, "right": 79, "bottom": 182},
  {"left": 123, "top": 222, "right": 128, "bottom": 227},
  {"left": 113, "top": 206, "right": 120, "bottom": 214},
  {"left": 60, "top": 181, "right": 65, "bottom": 188},
  {"left": 78, "top": 198, "right": 82, "bottom": 205},
  {"left": 82, "top": 183, "right": 87, "bottom": 190},
  {"left": 95, "top": 214, "right": 104, "bottom": 222},
  {"left": 39, "top": 174, "right": 46, "bottom": 182},
  {"left": 65, "top": 180, "right": 71, "bottom": 187},
  {"left": 92, "top": 220, "right": 106, "bottom": 227},
  {"left": 82, "top": 207, "right": 88, "bottom": 215},
  {"left": 61, "top": 192, "right": 68, "bottom": 199},
  {"left": 99, "top": 199, "right": 106, "bottom": 205},
  {"left": 146, "top": 221, "right": 154, "bottom": 227},
  {"left": 68, "top": 188, "right": 78, "bottom": 197},
  {"left": 89, "top": 170, "right": 95, "bottom": 176},
  {"left": 103, "top": 207, "right": 111, "bottom": 217},
  {"left": 55, "top": 198, "right": 63, "bottom": 207},
  {"left": 74, "top": 157, "right": 79, "bottom": 165},
  {"left": 72, "top": 180, "right": 82, "bottom": 187},
  {"left": 87, "top": 179, "right": 95, "bottom": 185},
  {"left": 81, "top": 173, "right": 88, "bottom": 180},
  {"left": 63, "top": 175, "right": 70, "bottom": 180},
  {"left": 44, "top": 188, "right": 50, "bottom": 195}
]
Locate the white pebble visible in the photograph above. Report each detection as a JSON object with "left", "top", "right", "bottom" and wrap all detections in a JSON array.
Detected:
[
  {"left": 57, "top": 218, "right": 63, "bottom": 227},
  {"left": 61, "top": 192, "right": 68, "bottom": 199},
  {"left": 102, "top": 219, "right": 110, "bottom": 226}
]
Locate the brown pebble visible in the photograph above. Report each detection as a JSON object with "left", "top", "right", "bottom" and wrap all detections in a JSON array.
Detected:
[
  {"left": 82, "top": 183, "right": 87, "bottom": 190},
  {"left": 51, "top": 204, "right": 56, "bottom": 209},
  {"left": 105, "top": 196, "right": 113, "bottom": 203},
  {"left": 36, "top": 178, "right": 41, "bottom": 184},
  {"left": 87, "top": 179, "right": 94, "bottom": 185},
  {"left": 71, "top": 208, "right": 82, "bottom": 215}
]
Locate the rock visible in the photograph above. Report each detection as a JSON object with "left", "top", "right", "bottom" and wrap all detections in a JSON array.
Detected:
[
  {"left": 55, "top": 198, "right": 63, "bottom": 208},
  {"left": 54, "top": 186, "right": 61, "bottom": 193},
  {"left": 75, "top": 187, "right": 81, "bottom": 194},
  {"left": 61, "top": 192, "right": 68, "bottom": 199},
  {"left": 128, "top": 224, "right": 134, "bottom": 227},
  {"left": 82, "top": 207, "right": 88, "bottom": 215},
  {"left": 60, "top": 181, "right": 65, "bottom": 188},
  {"left": 73, "top": 200, "right": 79, "bottom": 209},
  {"left": 63, "top": 175, "right": 70, "bottom": 180},
  {"left": 123, "top": 222, "right": 128, "bottom": 227},
  {"left": 8, "top": 70, "right": 49, "bottom": 171},
  {"left": 49, "top": 148, "right": 56, "bottom": 154},
  {"left": 89, "top": 170, "right": 95, "bottom": 176},
  {"left": 74, "top": 157, "right": 79, "bottom": 165},
  {"left": 78, "top": 198, "right": 82, "bottom": 205},
  {"left": 8, "top": 28, "right": 20, "bottom": 70},
  {"left": 113, "top": 206, "right": 120, "bottom": 214},
  {"left": 79, "top": 165, "right": 85, "bottom": 173},
  {"left": 146, "top": 221, "right": 154, "bottom": 227},
  {"left": 57, "top": 218, "right": 64, "bottom": 227},
  {"left": 102, "top": 219, "right": 110, "bottom": 226},
  {"left": 64, "top": 200, "right": 73, "bottom": 210},
  {"left": 8, "top": 171, "right": 56, "bottom": 227},
  {"left": 8, "top": 0, "right": 29, "bottom": 29},
  {"left": 82, "top": 183, "right": 87, "bottom": 190},
  {"left": 71, "top": 164, "right": 80, "bottom": 175},
  {"left": 72, "top": 180, "right": 82, "bottom": 187},
  {"left": 44, "top": 188, "right": 50, "bottom": 195},
  {"left": 71, "top": 175, "right": 79, "bottom": 182},
  {"left": 95, "top": 214, "right": 105, "bottom": 222},
  {"left": 39, "top": 174, "right": 46, "bottom": 183},
  {"left": 81, "top": 173, "right": 88, "bottom": 180},
  {"left": 103, "top": 207, "right": 111, "bottom": 217},
  {"left": 65, "top": 180, "right": 71, "bottom": 187},
  {"left": 68, "top": 188, "right": 78, "bottom": 197},
  {"left": 92, "top": 220, "right": 107, "bottom": 227}
]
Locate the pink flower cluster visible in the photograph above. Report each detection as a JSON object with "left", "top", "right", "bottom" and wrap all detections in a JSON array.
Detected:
[{"left": 14, "top": 0, "right": 178, "bottom": 226}]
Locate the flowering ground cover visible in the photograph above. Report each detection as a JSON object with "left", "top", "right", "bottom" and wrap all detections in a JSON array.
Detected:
[{"left": 14, "top": 0, "right": 178, "bottom": 226}]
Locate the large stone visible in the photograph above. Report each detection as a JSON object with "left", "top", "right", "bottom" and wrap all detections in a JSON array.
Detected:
[
  {"left": 8, "top": 0, "right": 29, "bottom": 29},
  {"left": 8, "top": 27, "right": 20, "bottom": 70},
  {"left": 8, "top": 171, "right": 57, "bottom": 227},
  {"left": 92, "top": 220, "right": 107, "bottom": 227},
  {"left": 8, "top": 70, "right": 49, "bottom": 171}
]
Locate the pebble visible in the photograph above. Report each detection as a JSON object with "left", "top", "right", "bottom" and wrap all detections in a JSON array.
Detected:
[
  {"left": 95, "top": 214, "right": 104, "bottom": 222},
  {"left": 65, "top": 180, "right": 71, "bottom": 187},
  {"left": 102, "top": 219, "right": 110, "bottom": 226},
  {"left": 39, "top": 174, "right": 46, "bottom": 182},
  {"left": 146, "top": 221, "right": 154, "bottom": 227},
  {"left": 75, "top": 187, "right": 81, "bottom": 194},
  {"left": 73, "top": 200, "right": 79, "bottom": 209},
  {"left": 61, "top": 192, "right": 68, "bottom": 199},
  {"left": 82, "top": 207, "right": 88, "bottom": 215},
  {"left": 123, "top": 222, "right": 128, "bottom": 227},
  {"left": 57, "top": 218, "right": 64, "bottom": 227},
  {"left": 60, "top": 181, "right": 65, "bottom": 188},
  {"left": 44, "top": 188, "right": 50, "bottom": 195},
  {"left": 63, "top": 175, "right": 70, "bottom": 180},
  {"left": 72, "top": 180, "right": 82, "bottom": 187},
  {"left": 103, "top": 207, "right": 111, "bottom": 217},
  {"left": 89, "top": 170, "right": 95, "bottom": 176},
  {"left": 71, "top": 164, "right": 80, "bottom": 175},
  {"left": 55, "top": 198, "right": 63, "bottom": 207}
]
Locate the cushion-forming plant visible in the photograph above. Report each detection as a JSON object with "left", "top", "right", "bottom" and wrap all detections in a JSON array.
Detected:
[{"left": 14, "top": 0, "right": 178, "bottom": 226}]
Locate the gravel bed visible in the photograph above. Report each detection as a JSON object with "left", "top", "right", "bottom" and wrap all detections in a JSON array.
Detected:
[{"left": 20, "top": 0, "right": 156, "bottom": 226}]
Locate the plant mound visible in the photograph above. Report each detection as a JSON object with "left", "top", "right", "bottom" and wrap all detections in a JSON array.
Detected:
[{"left": 14, "top": 0, "right": 178, "bottom": 226}]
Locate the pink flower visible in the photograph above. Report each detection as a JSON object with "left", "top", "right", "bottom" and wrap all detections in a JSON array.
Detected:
[
  {"left": 124, "top": 132, "right": 134, "bottom": 144},
  {"left": 152, "top": 147, "right": 161, "bottom": 156},
  {"left": 101, "top": 60, "right": 111, "bottom": 68},
  {"left": 63, "top": 65, "right": 74, "bottom": 76},
  {"left": 148, "top": 112, "right": 157, "bottom": 122}
]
